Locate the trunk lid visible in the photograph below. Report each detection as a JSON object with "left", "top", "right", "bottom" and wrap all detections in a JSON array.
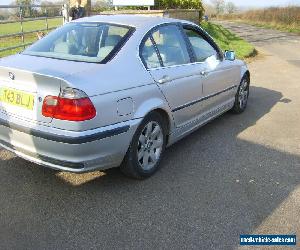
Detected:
[{"left": 0, "top": 54, "right": 93, "bottom": 124}]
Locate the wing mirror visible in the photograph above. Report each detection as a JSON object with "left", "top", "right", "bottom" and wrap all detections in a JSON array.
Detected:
[{"left": 224, "top": 50, "right": 236, "bottom": 61}]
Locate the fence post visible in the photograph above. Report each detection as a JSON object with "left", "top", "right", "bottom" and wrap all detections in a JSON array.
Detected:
[
  {"left": 45, "top": 8, "right": 49, "bottom": 32},
  {"left": 19, "top": 6, "right": 25, "bottom": 49},
  {"left": 62, "top": 4, "right": 69, "bottom": 24}
]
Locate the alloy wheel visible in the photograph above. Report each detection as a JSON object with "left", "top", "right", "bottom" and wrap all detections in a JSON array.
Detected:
[
  {"left": 137, "top": 121, "right": 164, "bottom": 171},
  {"left": 238, "top": 79, "right": 249, "bottom": 109}
]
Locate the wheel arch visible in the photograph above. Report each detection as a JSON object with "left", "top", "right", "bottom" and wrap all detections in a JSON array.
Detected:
[
  {"left": 134, "top": 101, "right": 174, "bottom": 145},
  {"left": 243, "top": 70, "right": 250, "bottom": 82},
  {"left": 240, "top": 63, "right": 250, "bottom": 82},
  {"left": 149, "top": 108, "right": 172, "bottom": 143}
]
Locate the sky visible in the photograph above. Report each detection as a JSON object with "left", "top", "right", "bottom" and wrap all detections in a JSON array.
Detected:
[{"left": 1, "top": 0, "right": 300, "bottom": 7}]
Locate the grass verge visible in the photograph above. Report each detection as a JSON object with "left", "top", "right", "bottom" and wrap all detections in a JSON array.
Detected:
[{"left": 201, "top": 21, "right": 257, "bottom": 59}]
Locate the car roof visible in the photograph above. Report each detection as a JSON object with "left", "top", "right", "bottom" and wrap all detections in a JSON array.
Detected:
[{"left": 74, "top": 14, "right": 194, "bottom": 30}]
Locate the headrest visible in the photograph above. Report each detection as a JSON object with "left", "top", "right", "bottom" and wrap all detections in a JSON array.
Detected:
[
  {"left": 105, "top": 35, "right": 122, "bottom": 47},
  {"left": 53, "top": 42, "right": 70, "bottom": 54},
  {"left": 98, "top": 46, "right": 114, "bottom": 58}
]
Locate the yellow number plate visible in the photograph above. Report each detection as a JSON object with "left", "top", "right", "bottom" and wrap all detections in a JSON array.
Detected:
[{"left": 0, "top": 88, "right": 35, "bottom": 110}]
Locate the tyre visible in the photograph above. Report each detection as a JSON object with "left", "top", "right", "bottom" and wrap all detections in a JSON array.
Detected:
[
  {"left": 121, "top": 112, "right": 167, "bottom": 179},
  {"left": 231, "top": 75, "right": 250, "bottom": 114}
]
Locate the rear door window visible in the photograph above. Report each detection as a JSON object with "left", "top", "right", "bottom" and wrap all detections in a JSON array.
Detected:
[{"left": 140, "top": 37, "right": 161, "bottom": 69}]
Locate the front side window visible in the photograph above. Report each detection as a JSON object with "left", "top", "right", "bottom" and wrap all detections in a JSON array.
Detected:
[
  {"left": 151, "top": 25, "right": 191, "bottom": 67},
  {"left": 23, "top": 23, "right": 133, "bottom": 63},
  {"left": 184, "top": 28, "right": 218, "bottom": 62}
]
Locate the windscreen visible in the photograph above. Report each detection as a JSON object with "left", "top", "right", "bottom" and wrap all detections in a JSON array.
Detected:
[{"left": 23, "top": 22, "right": 133, "bottom": 63}]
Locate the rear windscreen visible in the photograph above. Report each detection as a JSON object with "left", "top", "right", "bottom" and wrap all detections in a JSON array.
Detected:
[{"left": 23, "top": 22, "right": 134, "bottom": 63}]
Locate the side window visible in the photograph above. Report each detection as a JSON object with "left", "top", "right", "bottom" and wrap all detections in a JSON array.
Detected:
[
  {"left": 152, "top": 25, "right": 191, "bottom": 67},
  {"left": 184, "top": 28, "right": 218, "bottom": 62},
  {"left": 140, "top": 37, "right": 161, "bottom": 69}
]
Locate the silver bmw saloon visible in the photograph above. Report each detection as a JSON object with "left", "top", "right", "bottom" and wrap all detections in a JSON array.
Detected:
[{"left": 0, "top": 15, "right": 250, "bottom": 179}]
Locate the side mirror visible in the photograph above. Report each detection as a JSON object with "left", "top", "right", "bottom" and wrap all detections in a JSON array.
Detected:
[{"left": 224, "top": 50, "right": 236, "bottom": 61}]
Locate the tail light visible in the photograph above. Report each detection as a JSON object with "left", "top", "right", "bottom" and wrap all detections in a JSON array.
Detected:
[{"left": 42, "top": 88, "right": 96, "bottom": 121}]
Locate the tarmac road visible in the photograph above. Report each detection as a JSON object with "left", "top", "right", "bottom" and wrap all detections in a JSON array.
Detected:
[{"left": 0, "top": 22, "right": 300, "bottom": 250}]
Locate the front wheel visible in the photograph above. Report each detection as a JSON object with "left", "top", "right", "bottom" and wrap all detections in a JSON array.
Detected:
[
  {"left": 121, "top": 112, "right": 167, "bottom": 179},
  {"left": 231, "top": 76, "right": 250, "bottom": 114}
]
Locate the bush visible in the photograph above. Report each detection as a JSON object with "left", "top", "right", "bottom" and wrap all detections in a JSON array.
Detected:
[{"left": 154, "top": 0, "right": 204, "bottom": 10}]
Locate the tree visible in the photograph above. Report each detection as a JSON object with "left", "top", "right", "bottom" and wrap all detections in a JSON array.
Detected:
[
  {"left": 93, "top": 0, "right": 112, "bottom": 12},
  {"left": 203, "top": 2, "right": 216, "bottom": 16},
  {"left": 40, "top": 1, "right": 61, "bottom": 17},
  {"left": 14, "top": 0, "right": 37, "bottom": 17},
  {"left": 0, "top": 9, "right": 10, "bottom": 20},
  {"left": 154, "top": 0, "right": 204, "bottom": 10},
  {"left": 211, "top": 0, "right": 225, "bottom": 14},
  {"left": 226, "top": 1, "right": 236, "bottom": 14}
]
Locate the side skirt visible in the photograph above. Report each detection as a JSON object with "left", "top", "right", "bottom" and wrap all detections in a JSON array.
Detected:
[{"left": 167, "top": 98, "right": 235, "bottom": 146}]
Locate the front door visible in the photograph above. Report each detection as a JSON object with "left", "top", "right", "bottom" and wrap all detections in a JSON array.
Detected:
[{"left": 182, "top": 25, "right": 240, "bottom": 113}]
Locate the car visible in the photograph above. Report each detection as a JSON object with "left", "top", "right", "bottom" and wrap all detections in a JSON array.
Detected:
[{"left": 0, "top": 15, "right": 250, "bottom": 179}]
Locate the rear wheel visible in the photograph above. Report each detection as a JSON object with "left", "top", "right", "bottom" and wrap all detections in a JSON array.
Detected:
[
  {"left": 121, "top": 112, "right": 167, "bottom": 179},
  {"left": 231, "top": 75, "right": 250, "bottom": 114}
]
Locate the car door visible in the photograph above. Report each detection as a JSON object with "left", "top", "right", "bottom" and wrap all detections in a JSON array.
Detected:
[
  {"left": 182, "top": 25, "right": 240, "bottom": 114},
  {"left": 140, "top": 24, "right": 204, "bottom": 127}
]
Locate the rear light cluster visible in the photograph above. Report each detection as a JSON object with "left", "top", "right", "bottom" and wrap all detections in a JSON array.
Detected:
[{"left": 42, "top": 88, "right": 96, "bottom": 121}]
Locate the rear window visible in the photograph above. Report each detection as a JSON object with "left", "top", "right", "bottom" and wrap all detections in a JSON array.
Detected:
[{"left": 23, "top": 22, "right": 134, "bottom": 63}]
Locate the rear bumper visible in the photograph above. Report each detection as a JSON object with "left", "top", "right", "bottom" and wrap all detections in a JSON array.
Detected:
[{"left": 0, "top": 113, "right": 142, "bottom": 173}]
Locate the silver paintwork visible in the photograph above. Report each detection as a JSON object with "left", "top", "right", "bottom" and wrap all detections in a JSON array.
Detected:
[{"left": 0, "top": 15, "right": 249, "bottom": 172}]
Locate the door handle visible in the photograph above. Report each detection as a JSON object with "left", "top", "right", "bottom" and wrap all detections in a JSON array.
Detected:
[{"left": 158, "top": 75, "right": 171, "bottom": 84}]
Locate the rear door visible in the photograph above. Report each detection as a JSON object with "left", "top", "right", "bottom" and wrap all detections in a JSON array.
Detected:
[{"left": 140, "top": 24, "right": 204, "bottom": 127}]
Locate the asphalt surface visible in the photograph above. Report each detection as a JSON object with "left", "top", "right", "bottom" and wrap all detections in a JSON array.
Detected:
[{"left": 0, "top": 22, "right": 300, "bottom": 250}]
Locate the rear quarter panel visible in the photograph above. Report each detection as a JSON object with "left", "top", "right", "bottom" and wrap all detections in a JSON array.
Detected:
[{"left": 52, "top": 56, "right": 174, "bottom": 131}]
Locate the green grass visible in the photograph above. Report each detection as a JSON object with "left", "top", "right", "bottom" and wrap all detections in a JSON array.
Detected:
[
  {"left": 0, "top": 18, "right": 62, "bottom": 35},
  {"left": 201, "top": 21, "right": 256, "bottom": 59},
  {"left": 0, "top": 18, "right": 63, "bottom": 58}
]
